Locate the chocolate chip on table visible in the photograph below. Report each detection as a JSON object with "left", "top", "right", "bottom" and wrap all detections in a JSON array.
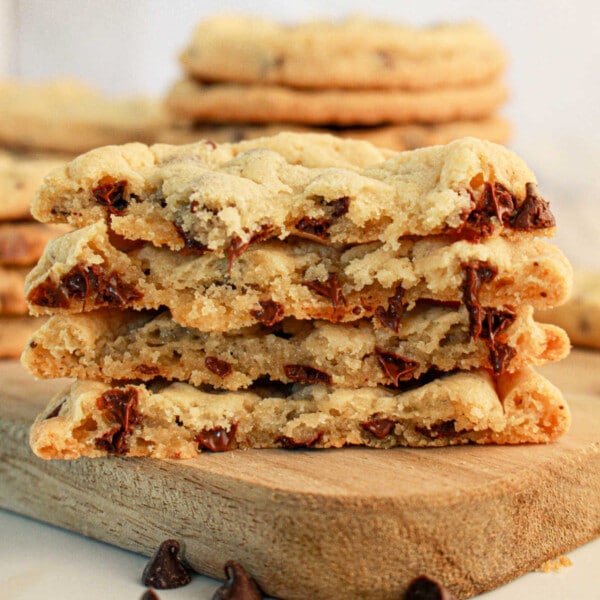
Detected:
[
  {"left": 141, "top": 539, "right": 191, "bottom": 589},
  {"left": 140, "top": 589, "right": 160, "bottom": 600},
  {"left": 212, "top": 560, "right": 263, "bottom": 600},
  {"left": 404, "top": 575, "right": 456, "bottom": 600}
]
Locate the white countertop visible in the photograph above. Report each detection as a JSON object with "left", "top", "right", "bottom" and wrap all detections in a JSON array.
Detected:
[{"left": 2, "top": 509, "right": 599, "bottom": 599}]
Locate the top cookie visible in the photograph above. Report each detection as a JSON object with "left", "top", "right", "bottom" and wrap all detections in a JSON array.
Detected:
[
  {"left": 179, "top": 16, "right": 506, "bottom": 90},
  {"left": 32, "top": 134, "right": 555, "bottom": 254},
  {"left": 0, "top": 79, "right": 165, "bottom": 154}
]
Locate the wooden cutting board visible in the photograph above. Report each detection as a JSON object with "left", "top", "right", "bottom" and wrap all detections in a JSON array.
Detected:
[{"left": 1, "top": 352, "right": 599, "bottom": 600}]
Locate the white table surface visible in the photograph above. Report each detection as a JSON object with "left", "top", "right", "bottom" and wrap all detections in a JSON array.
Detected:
[{"left": 2, "top": 508, "right": 599, "bottom": 599}]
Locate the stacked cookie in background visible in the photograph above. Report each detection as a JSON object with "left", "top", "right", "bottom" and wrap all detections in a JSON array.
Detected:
[
  {"left": 0, "top": 79, "right": 167, "bottom": 357},
  {"left": 164, "top": 16, "right": 510, "bottom": 150},
  {"left": 0, "top": 152, "right": 69, "bottom": 357},
  {"left": 21, "top": 133, "right": 572, "bottom": 460}
]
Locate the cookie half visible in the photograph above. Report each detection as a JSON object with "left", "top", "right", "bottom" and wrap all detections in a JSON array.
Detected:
[{"left": 29, "top": 367, "right": 569, "bottom": 460}]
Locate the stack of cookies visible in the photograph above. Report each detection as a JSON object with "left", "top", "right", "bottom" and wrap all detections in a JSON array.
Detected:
[
  {"left": 164, "top": 16, "right": 510, "bottom": 150},
  {"left": 21, "top": 133, "right": 572, "bottom": 460},
  {"left": 0, "top": 151, "right": 69, "bottom": 357},
  {"left": 0, "top": 79, "right": 167, "bottom": 357}
]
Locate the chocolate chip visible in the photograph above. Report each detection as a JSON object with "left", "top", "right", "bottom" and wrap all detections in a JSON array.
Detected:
[
  {"left": 212, "top": 560, "right": 263, "bottom": 600},
  {"left": 374, "top": 284, "right": 405, "bottom": 332},
  {"left": 294, "top": 216, "right": 331, "bottom": 239},
  {"left": 510, "top": 182, "right": 556, "bottom": 230},
  {"left": 250, "top": 300, "right": 284, "bottom": 327},
  {"left": 92, "top": 177, "right": 129, "bottom": 215},
  {"left": 488, "top": 343, "right": 517, "bottom": 375},
  {"left": 196, "top": 424, "right": 237, "bottom": 452},
  {"left": 479, "top": 309, "right": 517, "bottom": 375},
  {"left": 415, "top": 421, "right": 459, "bottom": 440},
  {"left": 140, "top": 590, "right": 160, "bottom": 600},
  {"left": 227, "top": 225, "right": 275, "bottom": 272},
  {"left": 277, "top": 433, "right": 322, "bottom": 449},
  {"left": 461, "top": 261, "right": 498, "bottom": 341},
  {"left": 329, "top": 196, "right": 350, "bottom": 218},
  {"left": 284, "top": 364, "right": 332, "bottom": 385},
  {"left": 375, "top": 349, "right": 419, "bottom": 386},
  {"left": 458, "top": 182, "right": 515, "bottom": 240},
  {"left": 94, "top": 387, "right": 141, "bottom": 455},
  {"left": 361, "top": 418, "right": 396, "bottom": 439},
  {"left": 302, "top": 273, "right": 346, "bottom": 309},
  {"left": 205, "top": 357, "right": 233, "bottom": 378},
  {"left": 44, "top": 400, "right": 65, "bottom": 420},
  {"left": 27, "top": 280, "right": 69, "bottom": 308},
  {"left": 174, "top": 224, "right": 209, "bottom": 256},
  {"left": 141, "top": 539, "right": 191, "bottom": 589},
  {"left": 404, "top": 574, "right": 456, "bottom": 600},
  {"left": 135, "top": 364, "right": 160, "bottom": 375}
]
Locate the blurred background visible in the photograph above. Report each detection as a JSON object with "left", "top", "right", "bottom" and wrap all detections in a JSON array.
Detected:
[{"left": 0, "top": 0, "right": 598, "bottom": 265}]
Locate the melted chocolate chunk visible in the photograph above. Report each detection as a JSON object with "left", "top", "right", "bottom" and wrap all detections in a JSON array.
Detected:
[
  {"left": 375, "top": 349, "right": 419, "bottom": 386},
  {"left": 278, "top": 432, "right": 322, "bottom": 449},
  {"left": 135, "top": 364, "right": 160, "bottom": 375},
  {"left": 27, "top": 281, "right": 69, "bottom": 308},
  {"left": 480, "top": 309, "right": 516, "bottom": 340},
  {"left": 140, "top": 590, "right": 160, "bottom": 600},
  {"left": 415, "top": 420, "right": 459, "bottom": 440},
  {"left": 227, "top": 225, "right": 275, "bottom": 272},
  {"left": 92, "top": 177, "right": 129, "bottom": 215},
  {"left": 478, "top": 308, "right": 517, "bottom": 375},
  {"left": 329, "top": 196, "right": 350, "bottom": 218},
  {"left": 205, "top": 357, "right": 233, "bottom": 378},
  {"left": 196, "top": 424, "right": 237, "bottom": 452},
  {"left": 404, "top": 575, "right": 456, "bottom": 600},
  {"left": 94, "top": 387, "right": 141, "bottom": 455},
  {"left": 294, "top": 216, "right": 331, "bottom": 239},
  {"left": 488, "top": 343, "right": 517, "bottom": 376},
  {"left": 302, "top": 273, "right": 346, "bottom": 309},
  {"left": 510, "top": 182, "right": 556, "bottom": 230},
  {"left": 459, "top": 183, "right": 515, "bottom": 240},
  {"left": 250, "top": 300, "right": 284, "bottom": 326},
  {"left": 141, "top": 539, "right": 191, "bottom": 589},
  {"left": 174, "top": 224, "right": 209, "bottom": 256},
  {"left": 95, "top": 269, "right": 143, "bottom": 307},
  {"left": 284, "top": 364, "right": 332, "bottom": 385},
  {"left": 361, "top": 418, "right": 396, "bottom": 439},
  {"left": 374, "top": 284, "right": 405, "bottom": 332},
  {"left": 461, "top": 261, "right": 498, "bottom": 341},
  {"left": 45, "top": 400, "right": 65, "bottom": 420},
  {"left": 212, "top": 560, "right": 263, "bottom": 600}
]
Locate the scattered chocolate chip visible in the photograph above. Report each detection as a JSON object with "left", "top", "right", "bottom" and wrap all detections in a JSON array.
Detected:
[
  {"left": 302, "top": 273, "right": 346, "bottom": 309},
  {"left": 329, "top": 196, "right": 350, "bottom": 218},
  {"left": 510, "top": 182, "right": 556, "bottom": 230},
  {"left": 250, "top": 300, "right": 284, "bottom": 326},
  {"left": 227, "top": 225, "right": 275, "bottom": 272},
  {"left": 45, "top": 400, "right": 65, "bottom": 420},
  {"left": 374, "top": 284, "right": 405, "bottom": 332},
  {"left": 142, "top": 539, "right": 191, "bottom": 590},
  {"left": 294, "top": 216, "right": 331, "bottom": 239},
  {"left": 196, "top": 424, "right": 237, "bottom": 452},
  {"left": 94, "top": 387, "right": 141, "bottom": 455},
  {"left": 174, "top": 224, "right": 209, "bottom": 256},
  {"left": 140, "top": 590, "right": 160, "bottom": 600},
  {"left": 361, "top": 418, "right": 396, "bottom": 439},
  {"left": 404, "top": 574, "right": 456, "bottom": 600},
  {"left": 375, "top": 349, "right": 419, "bottom": 386},
  {"left": 135, "top": 364, "right": 160, "bottom": 375},
  {"left": 92, "top": 177, "right": 129, "bottom": 215},
  {"left": 415, "top": 421, "right": 460, "bottom": 440},
  {"left": 212, "top": 560, "right": 263, "bottom": 600},
  {"left": 205, "top": 357, "right": 233, "bottom": 378},
  {"left": 277, "top": 432, "right": 322, "bottom": 449},
  {"left": 461, "top": 261, "right": 498, "bottom": 341},
  {"left": 284, "top": 364, "right": 332, "bottom": 385}
]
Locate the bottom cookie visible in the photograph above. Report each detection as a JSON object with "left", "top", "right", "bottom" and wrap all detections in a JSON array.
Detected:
[
  {"left": 30, "top": 367, "right": 569, "bottom": 460},
  {"left": 0, "top": 315, "right": 44, "bottom": 358},
  {"left": 160, "top": 116, "right": 510, "bottom": 151},
  {"left": 537, "top": 269, "right": 600, "bottom": 349}
]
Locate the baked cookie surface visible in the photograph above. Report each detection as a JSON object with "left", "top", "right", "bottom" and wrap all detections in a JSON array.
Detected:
[{"left": 179, "top": 16, "right": 506, "bottom": 90}]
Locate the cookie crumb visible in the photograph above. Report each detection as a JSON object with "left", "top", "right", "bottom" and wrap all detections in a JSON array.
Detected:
[{"left": 536, "top": 555, "right": 573, "bottom": 573}]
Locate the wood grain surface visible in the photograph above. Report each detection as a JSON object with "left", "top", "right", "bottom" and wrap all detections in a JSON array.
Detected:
[{"left": 1, "top": 352, "right": 599, "bottom": 600}]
